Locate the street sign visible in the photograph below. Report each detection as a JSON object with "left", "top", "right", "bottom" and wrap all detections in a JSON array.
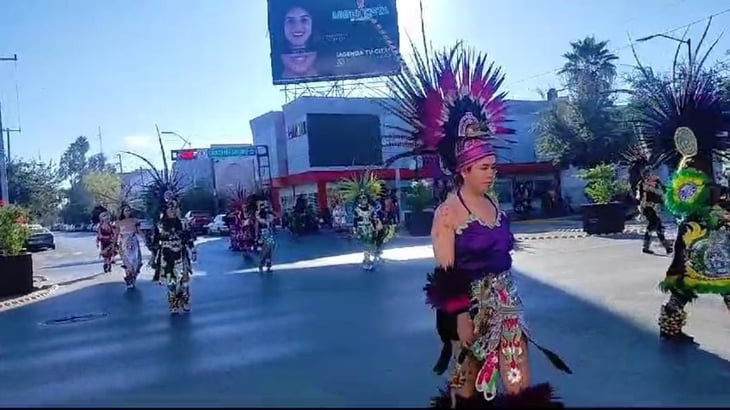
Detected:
[
  {"left": 208, "top": 146, "right": 256, "bottom": 158},
  {"left": 171, "top": 148, "right": 208, "bottom": 161}
]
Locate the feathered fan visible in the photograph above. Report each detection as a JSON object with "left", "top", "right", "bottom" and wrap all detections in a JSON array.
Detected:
[
  {"left": 121, "top": 125, "right": 188, "bottom": 221},
  {"left": 338, "top": 170, "right": 384, "bottom": 203},
  {"left": 381, "top": 40, "right": 516, "bottom": 172},
  {"left": 630, "top": 19, "right": 730, "bottom": 178}
]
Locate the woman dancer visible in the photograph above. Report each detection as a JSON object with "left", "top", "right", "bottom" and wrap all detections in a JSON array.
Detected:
[
  {"left": 116, "top": 204, "right": 143, "bottom": 289},
  {"left": 383, "top": 43, "right": 570, "bottom": 407},
  {"left": 255, "top": 195, "right": 277, "bottom": 273},
  {"left": 93, "top": 206, "right": 116, "bottom": 273}
]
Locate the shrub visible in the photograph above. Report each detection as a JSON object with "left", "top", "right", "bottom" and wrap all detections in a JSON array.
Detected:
[{"left": 0, "top": 205, "right": 31, "bottom": 256}]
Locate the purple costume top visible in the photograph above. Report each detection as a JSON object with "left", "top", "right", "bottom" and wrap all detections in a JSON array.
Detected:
[
  {"left": 431, "top": 191, "right": 515, "bottom": 313},
  {"left": 454, "top": 191, "right": 514, "bottom": 278}
]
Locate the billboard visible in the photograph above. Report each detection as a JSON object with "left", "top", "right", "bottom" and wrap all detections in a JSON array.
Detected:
[
  {"left": 267, "top": 0, "right": 401, "bottom": 85},
  {"left": 307, "top": 113, "right": 382, "bottom": 167}
]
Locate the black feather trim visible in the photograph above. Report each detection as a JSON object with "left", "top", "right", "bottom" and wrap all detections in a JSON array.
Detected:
[{"left": 424, "top": 266, "right": 472, "bottom": 310}]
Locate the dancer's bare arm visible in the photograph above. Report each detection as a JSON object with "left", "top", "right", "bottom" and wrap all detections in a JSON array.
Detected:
[{"left": 432, "top": 201, "right": 455, "bottom": 268}]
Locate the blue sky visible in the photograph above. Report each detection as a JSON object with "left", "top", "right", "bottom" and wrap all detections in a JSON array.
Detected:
[{"left": 1, "top": 0, "right": 729, "bottom": 170}]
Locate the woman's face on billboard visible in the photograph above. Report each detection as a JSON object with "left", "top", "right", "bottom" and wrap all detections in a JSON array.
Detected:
[{"left": 284, "top": 7, "right": 312, "bottom": 49}]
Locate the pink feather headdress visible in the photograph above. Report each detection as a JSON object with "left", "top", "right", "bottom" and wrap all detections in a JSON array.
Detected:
[{"left": 382, "top": 42, "right": 515, "bottom": 174}]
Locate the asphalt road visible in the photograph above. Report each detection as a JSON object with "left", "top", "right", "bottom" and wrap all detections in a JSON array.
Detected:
[{"left": 1, "top": 232, "right": 729, "bottom": 407}]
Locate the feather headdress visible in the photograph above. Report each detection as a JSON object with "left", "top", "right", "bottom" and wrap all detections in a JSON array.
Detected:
[
  {"left": 121, "top": 126, "right": 188, "bottom": 221},
  {"left": 338, "top": 170, "right": 384, "bottom": 203},
  {"left": 227, "top": 183, "right": 248, "bottom": 212},
  {"left": 630, "top": 20, "right": 730, "bottom": 176},
  {"left": 621, "top": 135, "right": 653, "bottom": 195},
  {"left": 382, "top": 41, "right": 515, "bottom": 174}
]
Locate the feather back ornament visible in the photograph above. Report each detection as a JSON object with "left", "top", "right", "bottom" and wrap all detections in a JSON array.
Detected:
[
  {"left": 337, "top": 170, "right": 384, "bottom": 203},
  {"left": 121, "top": 125, "right": 189, "bottom": 221},
  {"left": 381, "top": 41, "right": 516, "bottom": 173},
  {"left": 629, "top": 19, "right": 730, "bottom": 174}
]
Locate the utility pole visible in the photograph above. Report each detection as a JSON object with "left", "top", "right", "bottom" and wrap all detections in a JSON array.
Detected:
[
  {"left": 0, "top": 54, "right": 18, "bottom": 204},
  {"left": 0, "top": 102, "right": 7, "bottom": 203},
  {"left": 118, "top": 153, "right": 124, "bottom": 174},
  {"left": 3, "top": 127, "right": 20, "bottom": 161}
]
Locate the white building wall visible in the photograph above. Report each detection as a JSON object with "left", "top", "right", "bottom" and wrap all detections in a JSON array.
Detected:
[{"left": 250, "top": 111, "right": 287, "bottom": 178}]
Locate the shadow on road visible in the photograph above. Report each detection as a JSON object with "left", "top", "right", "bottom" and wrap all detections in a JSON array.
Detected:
[
  {"left": 0, "top": 257, "right": 728, "bottom": 407},
  {"left": 41, "top": 259, "right": 105, "bottom": 270}
]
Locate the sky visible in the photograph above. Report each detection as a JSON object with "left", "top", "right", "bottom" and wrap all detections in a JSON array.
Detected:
[{"left": 1, "top": 0, "right": 729, "bottom": 171}]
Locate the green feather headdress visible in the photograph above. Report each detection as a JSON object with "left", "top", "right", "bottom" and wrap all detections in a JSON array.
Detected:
[{"left": 338, "top": 170, "right": 384, "bottom": 203}]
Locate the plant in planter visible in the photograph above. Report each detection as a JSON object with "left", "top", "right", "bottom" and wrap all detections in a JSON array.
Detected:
[
  {"left": 0, "top": 205, "right": 34, "bottom": 298},
  {"left": 578, "top": 164, "right": 630, "bottom": 235},
  {"left": 404, "top": 179, "right": 435, "bottom": 236}
]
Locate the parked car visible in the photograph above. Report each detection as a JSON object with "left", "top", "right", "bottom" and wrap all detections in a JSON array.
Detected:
[
  {"left": 207, "top": 214, "right": 230, "bottom": 236},
  {"left": 184, "top": 210, "right": 212, "bottom": 235},
  {"left": 24, "top": 224, "right": 56, "bottom": 251}
]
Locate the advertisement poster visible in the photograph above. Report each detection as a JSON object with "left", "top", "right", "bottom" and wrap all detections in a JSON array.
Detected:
[{"left": 267, "top": 0, "right": 401, "bottom": 85}]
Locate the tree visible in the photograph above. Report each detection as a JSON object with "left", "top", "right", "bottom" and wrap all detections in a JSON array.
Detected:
[
  {"left": 82, "top": 171, "right": 121, "bottom": 212},
  {"left": 536, "top": 36, "right": 632, "bottom": 167},
  {"left": 559, "top": 36, "right": 619, "bottom": 99},
  {"left": 59, "top": 136, "right": 90, "bottom": 182},
  {"left": 59, "top": 183, "right": 94, "bottom": 225},
  {"left": 87, "top": 153, "right": 117, "bottom": 173},
  {"left": 7, "top": 158, "right": 63, "bottom": 224}
]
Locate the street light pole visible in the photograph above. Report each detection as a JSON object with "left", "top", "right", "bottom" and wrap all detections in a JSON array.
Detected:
[{"left": 4, "top": 128, "right": 20, "bottom": 160}]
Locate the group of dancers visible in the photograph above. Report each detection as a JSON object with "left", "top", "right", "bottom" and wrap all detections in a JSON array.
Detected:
[
  {"left": 83, "top": 36, "right": 730, "bottom": 406},
  {"left": 227, "top": 191, "right": 277, "bottom": 273}
]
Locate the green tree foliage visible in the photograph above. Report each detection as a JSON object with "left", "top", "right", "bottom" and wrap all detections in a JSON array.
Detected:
[
  {"left": 7, "top": 158, "right": 63, "bottom": 224},
  {"left": 82, "top": 171, "right": 121, "bottom": 212},
  {"left": 59, "top": 183, "right": 94, "bottom": 225},
  {"left": 536, "top": 36, "right": 633, "bottom": 167},
  {"left": 0, "top": 205, "right": 31, "bottom": 256},
  {"left": 58, "top": 136, "right": 90, "bottom": 182},
  {"left": 578, "top": 164, "right": 629, "bottom": 204}
]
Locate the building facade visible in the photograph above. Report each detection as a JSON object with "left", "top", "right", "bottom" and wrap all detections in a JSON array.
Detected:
[{"left": 250, "top": 96, "right": 559, "bottom": 213}]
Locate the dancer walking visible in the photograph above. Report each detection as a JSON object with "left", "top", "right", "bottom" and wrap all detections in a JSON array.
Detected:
[
  {"left": 383, "top": 42, "right": 571, "bottom": 407},
  {"left": 93, "top": 206, "right": 116, "bottom": 273},
  {"left": 116, "top": 204, "right": 143, "bottom": 289}
]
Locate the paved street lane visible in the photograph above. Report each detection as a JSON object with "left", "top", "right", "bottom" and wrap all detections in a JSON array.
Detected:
[{"left": 1, "top": 234, "right": 730, "bottom": 407}]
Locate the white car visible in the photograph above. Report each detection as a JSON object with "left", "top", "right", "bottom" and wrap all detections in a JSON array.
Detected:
[{"left": 207, "top": 214, "right": 230, "bottom": 236}]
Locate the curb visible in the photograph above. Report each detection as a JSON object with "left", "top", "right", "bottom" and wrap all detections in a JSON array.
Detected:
[
  {"left": 515, "top": 227, "right": 654, "bottom": 241},
  {"left": 0, "top": 283, "right": 60, "bottom": 312}
]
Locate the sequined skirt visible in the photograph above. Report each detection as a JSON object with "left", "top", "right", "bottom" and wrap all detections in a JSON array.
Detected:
[{"left": 450, "top": 270, "right": 529, "bottom": 402}]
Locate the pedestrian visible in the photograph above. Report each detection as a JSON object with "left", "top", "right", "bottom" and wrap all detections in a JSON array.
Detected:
[
  {"left": 92, "top": 206, "right": 116, "bottom": 274},
  {"left": 637, "top": 172, "right": 672, "bottom": 255},
  {"left": 383, "top": 42, "right": 571, "bottom": 407},
  {"left": 116, "top": 203, "right": 143, "bottom": 289},
  {"left": 254, "top": 193, "right": 277, "bottom": 273}
]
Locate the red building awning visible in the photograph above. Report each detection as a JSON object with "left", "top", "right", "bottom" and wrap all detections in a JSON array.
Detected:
[{"left": 272, "top": 162, "right": 559, "bottom": 188}]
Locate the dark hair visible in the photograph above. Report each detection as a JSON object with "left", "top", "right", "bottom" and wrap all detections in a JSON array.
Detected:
[{"left": 269, "top": 3, "right": 323, "bottom": 53}]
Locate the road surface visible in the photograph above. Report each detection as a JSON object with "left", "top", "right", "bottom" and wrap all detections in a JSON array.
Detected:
[{"left": 1, "top": 231, "right": 729, "bottom": 407}]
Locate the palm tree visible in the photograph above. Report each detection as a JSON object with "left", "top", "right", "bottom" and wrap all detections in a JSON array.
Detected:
[{"left": 559, "top": 36, "right": 619, "bottom": 97}]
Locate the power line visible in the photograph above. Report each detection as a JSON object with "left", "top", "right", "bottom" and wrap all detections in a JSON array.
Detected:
[{"left": 505, "top": 7, "right": 730, "bottom": 87}]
